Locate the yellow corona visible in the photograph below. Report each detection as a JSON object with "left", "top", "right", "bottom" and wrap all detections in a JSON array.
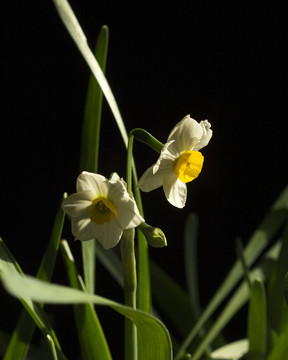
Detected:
[{"left": 173, "top": 151, "right": 204, "bottom": 183}]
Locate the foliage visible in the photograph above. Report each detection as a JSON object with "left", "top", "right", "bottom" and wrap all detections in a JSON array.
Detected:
[{"left": 1, "top": 1, "right": 288, "bottom": 359}]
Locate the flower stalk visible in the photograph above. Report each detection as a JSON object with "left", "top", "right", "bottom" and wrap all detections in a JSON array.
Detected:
[{"left": 120, "top": 228, "right": 137, "bottom": 360}]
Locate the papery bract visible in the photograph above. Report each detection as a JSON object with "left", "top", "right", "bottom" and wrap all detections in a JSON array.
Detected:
[
  {"left": 63, "top": 172, "right": 144, "bottom": 249},
  {"left": 138, "top": 115, "right": 212, "bottom": 208}
]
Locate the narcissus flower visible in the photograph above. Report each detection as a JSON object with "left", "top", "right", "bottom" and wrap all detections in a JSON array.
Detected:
[
  {"left": 138, "top": 115, "right": 212, "bottom": 208},
  {"left": 62, "top": 172, "right": 144, "bottom": 249}
]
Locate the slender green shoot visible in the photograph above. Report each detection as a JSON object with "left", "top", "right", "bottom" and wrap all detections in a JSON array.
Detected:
[{"left": 121, "top": 229, "right": 138, "bottom": 360}]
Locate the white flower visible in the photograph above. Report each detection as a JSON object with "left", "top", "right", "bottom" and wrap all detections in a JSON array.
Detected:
[
  {"left": 138, "top": 115, "right": 212, "bottom": 208},
  {"left": 62, "top": 172, "right": 144, "bottom": 249}
]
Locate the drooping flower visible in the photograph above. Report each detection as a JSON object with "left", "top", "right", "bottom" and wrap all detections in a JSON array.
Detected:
[
  {"left": 62, "top": 171, "right": 144, "bottom": 249},
  {"left": 138, "top": 115, "right": 212, "bottom": 208}
]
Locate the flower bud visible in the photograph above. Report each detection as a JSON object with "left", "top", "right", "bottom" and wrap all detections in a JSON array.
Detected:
[{"left": 138, "top": 222, "right": 167, "bottom": 248}]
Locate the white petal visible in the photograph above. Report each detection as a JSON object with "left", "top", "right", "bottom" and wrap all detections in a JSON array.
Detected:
[
  {"left": 76, "top": 172, "right": 108, "bottom": 196},
  {"left": 163, "top": 174, "right": 187, "bottom": 208},
  {"left": 62, "top": 190, "right": 94, "bottom": 217},
  {"left": 168, "top": 115, "right": 204, "bottom": 152},
  {"left": 71, "top": 217, "right": 95, "bottom": 241},
  {"left": 138, "top": 160, "right": 173, "bottom": 192},
  {"left": 107, "top": 179, "right": 127, "bottom": 202},
  {"left": 71, "top": 216, "right": 123, "bottom": 249},
  {"left": 93, "top": 221, "right": 123, "bottom": 249},
  {"left": 138, "top": 165, "right": 163, "bottom": 192},
  {"left": 152, "top": 141, "right": 178, "bottom": 173},
  {"left": 194, "top": 120, "right": 213, "bottom": 151},
  {"left": 115, "top": 198, "right": 144, "bottom": 229}
]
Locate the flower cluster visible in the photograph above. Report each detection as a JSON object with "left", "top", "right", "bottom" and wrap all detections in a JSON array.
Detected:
[{"left": 62, "top": 115, "right": 212, "bottom": 248}]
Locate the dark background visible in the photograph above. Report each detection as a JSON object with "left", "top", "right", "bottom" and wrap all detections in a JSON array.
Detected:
[{"left": 1, "top": 1, "right": 287, "bottom": 358}]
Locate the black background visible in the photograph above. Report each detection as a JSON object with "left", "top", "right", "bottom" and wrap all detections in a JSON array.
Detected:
[{"left": 1, "top": 1, "right": 287, "bottom": 358}]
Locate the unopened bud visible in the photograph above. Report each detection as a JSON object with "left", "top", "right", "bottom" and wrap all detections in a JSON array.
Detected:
[{"left": 138, "top": 222, "right": 167, "bottom": 248}]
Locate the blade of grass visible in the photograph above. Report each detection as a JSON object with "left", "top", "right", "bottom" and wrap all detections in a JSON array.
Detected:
[
  {"left": 175, "top": 186, "right": 288, "bottom": 359},
  {"left": 210, "top": 339, "right": 248, "bottom": 359},
  {"left": 53, "top": 0, "right": 127, "bottom": 145},
  {"left": 247, "top": 279, "right": 267, "bottom": 358},
  {"left": 189, "top": 269, "right": 262, "bottom": 360},
  {"left": 150, "top": 260, "right": 195, "bottom": 338},
  {"left": 79, "top": 24, "right": 108, "bottom": 174},
  {"left": 267, "top": 323, "right": 288, "bottom": 360},
  {"left": 1, "top": 271, "right": 173, "bottom": 360},
  {"left": 95, "top": 241, "right": 124, "bottom": 287},
  {"left": 266, "top": 219, "right": 288, "bottom": 333},
  {"left": 184, "top": 213, "right": 226, "bottom": 356},
  {"left": 235, "top": 237, "right": 252, "bottom": 289},
  {"left": 60, "top": 240, "right": 112, "bottom": 360},
  {"left": 0, "top": 238, "right": 66, "bottom": 360},
  {"left": 3, "top": 194, "right": 66, "bottom": 360},
  {"left": 184, "top": 213, "right": 201, "bottom": 320},
  {"left": 80, "top": 25, "right": 109, "bottom": 296},
  {"left": 186, "top": 239, "right": 283, "bottom": 360},
  {"left": 284, "top": 272, "right": 288, "bottom": 306}
]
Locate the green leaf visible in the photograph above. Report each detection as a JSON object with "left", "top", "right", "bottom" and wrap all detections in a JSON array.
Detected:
[
  {"left": 1, "top": 271, "right": 173, "bottom": 360},
  {"left": 150, "top": 260, "right": 194, "bottom": 338},
  {"left": 3, "top": 195, "right": 66, "bottom": 360},
  {"left": 0, "top": 238, "right": 66, "bottom": 360},
  {"left": 79, "top": 24, "right": 108, "bottom": 174},
  {"left": 267, "top": 323, "right": 288, "bottom": 360},
  {"left": 53, "top": 0, "right": 127, "bottom": 145},
  {"left": 184, "top": 213, "right": 201, "bottom": 320},
  {"left": 184, "top": 213, "right": 226, "bottom": 355},
  {"left": 235, "top": 237, "right": 252, "bottom": 288},
  {"left": 284, "top": 272, "right": 288, "bottom": 306},
  {"left": 95, "top": 241, "right": 124, "bottom": 287},
  {"left": 60, "top": 240, "right": 112, "bottom": 360},
  {"left": 53, "top": 0, "right": 151, "bottom": 314},
  {"left": 210, "top": 339, "right": 248, "bottom": 359},
  {"left": 247, "top": 279, "right": 267, "bottom": 358},
  {"left": 185, "top": 241, "right": 282, "bottom": 360},
  {"left": 80, "top": 25, "right": 109, "bottom": 296},
  {"left": 266, "top": 220, "right": 288, "bottom": 333},
  {"left": 190, "top": 278, "right": 251, "bottom": 360},
  {"left": 175, "top": 186, "right": 288, "bottom": 359}
]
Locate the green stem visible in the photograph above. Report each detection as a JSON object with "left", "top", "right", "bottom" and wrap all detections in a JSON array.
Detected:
[
  {"left": 126, "top": 128, "right": 163, "bottom": 313},
  {"left": 126, "top": 133, "right": 135, "bottom": 196},
  {"left": 120, "top": 229, "right": 137, "bottom": 360},
  {"left": 130, "top": 128, "right": 163, "bottom": 154}
]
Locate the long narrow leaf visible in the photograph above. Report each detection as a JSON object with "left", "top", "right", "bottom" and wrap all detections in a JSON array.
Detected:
[
  {"left": 267, "top": 323, "right": 288, "bottom": 360},
  {"left": 267, "top": 219, "right": 288, "bottom": 333},
  {"left": 175, "top": 186, "right": 288, "bottom": 359},
  {"left": 60, "top": 240, "right": 112, "bottom": 360},
  {"left": 53, "top": 0, "right": 127, "bottom": 145},
  {"left": 95, "top": 241, "right": 124, "bottom": 287},
  {"left": 247, "top": 279, "right": 267, "bottom": 358},
  {"left": 210, "top": 339, "right": 248, "bottom": 360},
  {"left": 150, "top": 260, "right": 194, "bottom": 338},
  {"left": 0, "top": 238, "right": 66, "bottom": 360},
  {"left": 1, "top": 271, "right": 173, "bottom": 360},
  {"left": 189, "top": 270, "right": 264, "bottom": 360},
  {"left": 80, "top": 25, "right": 108, "bottom": 296},
  {"left": 4, "top": 194, "right": 66, "bottom": 360},
  {"left": 79, "top": 25, "right": 108, "bottom": 174},
  {"left": 186, "top": 239, "right": 283, "bottom": 360},
  {"left": 184, "top": 213, "right": 201, "bottom": 319},
  {"left": 53, "top": 0, "right": 151, "bottom": 313}
]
